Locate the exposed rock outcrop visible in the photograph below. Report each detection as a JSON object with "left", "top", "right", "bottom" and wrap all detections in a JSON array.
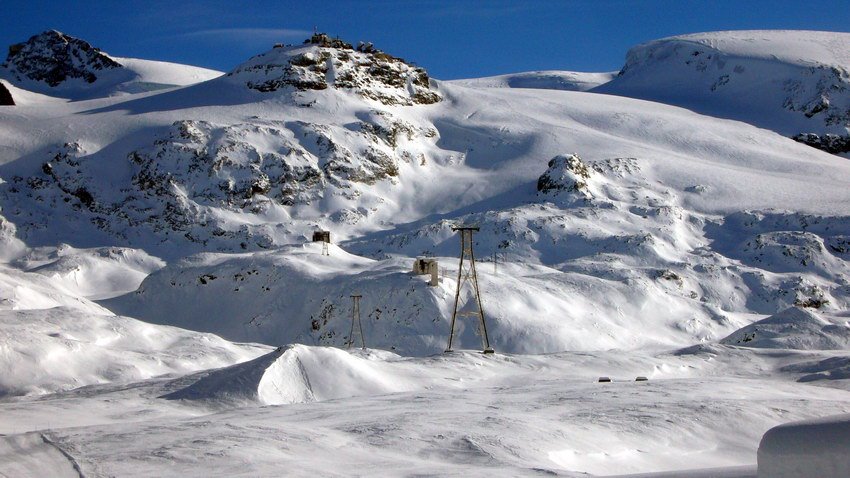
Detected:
[
  {"left": 793, "top": 133, "right": 850, "bottom": 155},
  {"left": 537, "top": 154, "right": 593, "bottom": 197},
  {"left": 2, "top": 30, "right": 122, "bottom": 87},
  {"left": 227, "top": 33, "right": 440, "bottom": 106}
]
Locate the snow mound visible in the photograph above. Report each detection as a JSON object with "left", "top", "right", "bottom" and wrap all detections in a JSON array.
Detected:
[
  {"left": 164, "top": 344, "right": 419, "bottom": 405},
  {"left": 448, "top": 70, "right": 614, "bottom": 92},
  {"left": 758, "top": 413, "right": 850, "bottom": 478},
  {"left": 18, "top": 244, "right": 164, "bottom": 300},
  {"left": 720, "top": 307, "right": 850, "bottom": 350},
  {"left": 595, "top": 30, "right": 850, "bottom": 150},
  {"left": 0, "top": 306, "right": 267, "bottom": 397},
  {"left": 0, "top": 264, "right": 109, "bottom": 313}
]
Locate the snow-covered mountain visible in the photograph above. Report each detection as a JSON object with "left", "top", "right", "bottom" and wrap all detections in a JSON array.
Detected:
[
  {"left": 1, "top": 30, "right": 849, "bottom": 354},
  {"left": 2, "top": 29, "right": 850, "bottom": 477},
  {"left": 594, "top": 30, "right": 850, "bottom": 155},
  {"left": 0, "top": 30, "right": 222, "bottom": 100}
]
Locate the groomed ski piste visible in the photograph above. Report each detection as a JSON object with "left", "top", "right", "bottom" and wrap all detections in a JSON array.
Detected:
[{"left": 1, "top": 30, "right": 850, "bottom": 476}]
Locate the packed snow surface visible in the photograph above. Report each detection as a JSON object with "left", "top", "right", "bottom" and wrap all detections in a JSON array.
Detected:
[{"left": 2, "top": 344, "right": 850, "bottom": 477}]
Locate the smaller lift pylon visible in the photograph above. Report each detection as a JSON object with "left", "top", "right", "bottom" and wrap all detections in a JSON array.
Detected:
[{"left": 348, "top": 294, "right": 366, "bottom": 350}]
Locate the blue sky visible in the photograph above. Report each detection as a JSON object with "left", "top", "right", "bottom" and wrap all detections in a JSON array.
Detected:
[{"left": 3, "top": 0, "right": 850, "bottom": 79}]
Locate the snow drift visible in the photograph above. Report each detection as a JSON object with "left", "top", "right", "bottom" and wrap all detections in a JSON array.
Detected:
[
  {"left": 163, "top": 345, "right": 424, "bottom": 405},
  {"left": 758, "top": 413, "right": 850, "bottom": 478}
]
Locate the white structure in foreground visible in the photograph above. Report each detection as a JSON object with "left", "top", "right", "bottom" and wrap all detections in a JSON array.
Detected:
[{"left": 758, "top": 413, "right": 850, "bottom": 478}]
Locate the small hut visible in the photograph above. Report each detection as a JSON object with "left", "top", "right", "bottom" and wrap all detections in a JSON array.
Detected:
[
  {"left": 312, "top": 230, "right": 331, "bottom": 243},
  {"left": 412, "top": 257, "right": 439, "bottom": 286}
]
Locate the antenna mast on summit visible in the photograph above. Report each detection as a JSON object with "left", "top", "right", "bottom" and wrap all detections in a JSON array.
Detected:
[{"left": 446, "top": 225, "right": 494, "bottom": 354}]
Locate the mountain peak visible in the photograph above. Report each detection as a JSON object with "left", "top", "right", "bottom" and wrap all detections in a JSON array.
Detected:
[
  {"left": 227, "top": 33, "right": 441, "bottom": 106},
  {"left": 3, "top": 29, "right": 123, "bottom": 87}
]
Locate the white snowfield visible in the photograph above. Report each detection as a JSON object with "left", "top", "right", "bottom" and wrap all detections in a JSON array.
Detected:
[{"left": 1, "top": 29, "right": 849, "bottom": 476}]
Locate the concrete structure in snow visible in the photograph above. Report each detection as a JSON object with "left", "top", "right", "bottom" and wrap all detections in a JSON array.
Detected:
[{"left": 412, "top": 258, "right": 439, "bottom": 286}]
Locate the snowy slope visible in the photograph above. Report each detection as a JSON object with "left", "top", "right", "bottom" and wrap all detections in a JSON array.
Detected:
[
  {"left": 595, "top": 30, "right": 850, "bottom": 153},
  {"left": 0, "top": 263, "right": 267, "bottom": 396},
  {"left": 0, "top": 30, "right": 221, "bottom": 100},
  {"left": 0, "top": 306, "right": 268, "bottom": 396},
  {"left": 449, "top": 70, "right": 615, "bottom": 91},
  {"left": 111, "top": 57, "right": 223, "bottom": 93}
]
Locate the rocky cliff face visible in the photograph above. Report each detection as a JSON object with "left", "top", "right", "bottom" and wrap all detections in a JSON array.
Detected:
[{"left": 1, "top": 30, "right": 123, "bottom": 87}]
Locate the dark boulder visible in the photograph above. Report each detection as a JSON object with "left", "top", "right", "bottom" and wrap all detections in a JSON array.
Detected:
[{"left": 0, "top": 81, "right": 13, "bottom": 105}]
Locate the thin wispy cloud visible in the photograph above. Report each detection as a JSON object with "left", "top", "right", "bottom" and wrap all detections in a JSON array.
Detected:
[{"left": 161, "top": 28, "right": 311, "bottom": 43}]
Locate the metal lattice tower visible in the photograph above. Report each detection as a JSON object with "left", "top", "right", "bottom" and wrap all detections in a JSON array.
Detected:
[
  {"left": 446, "top": 226, "right": 494, "bottom": 354},
  {"left": 321, "top": 240, "right": 329, "bottom": 256},
  {"left": 347, "top": 294, "right": 366, "bottom": 350}
]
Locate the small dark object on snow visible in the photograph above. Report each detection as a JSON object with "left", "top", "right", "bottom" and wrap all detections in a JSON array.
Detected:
[
  {"left": 598, "top": 377, "right": 612, "bottom": 383},
  {"left": 0, "top": 82, "right": 14, "bottom": 105},
  {"left": 635, "top": 376, "right": 648, "bottom": 382}
]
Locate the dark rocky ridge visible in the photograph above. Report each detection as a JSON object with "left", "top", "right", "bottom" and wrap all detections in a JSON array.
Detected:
[
  {"left": 2, "top": 30, "right": 123, "bottom": 87},
  {"left": 793, "top": 133, "right": 850, "bottom": 155}
]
